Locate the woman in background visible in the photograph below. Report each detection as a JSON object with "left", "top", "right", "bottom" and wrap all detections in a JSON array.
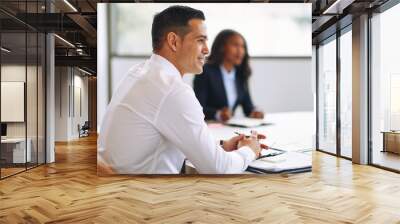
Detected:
[{"left": 194, "top": 29, "right": 264, "bottom": 122}]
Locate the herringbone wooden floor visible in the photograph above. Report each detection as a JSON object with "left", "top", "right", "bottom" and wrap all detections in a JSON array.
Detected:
[{"left": 1, "top": 135, "right": 400, "bottom": 224}]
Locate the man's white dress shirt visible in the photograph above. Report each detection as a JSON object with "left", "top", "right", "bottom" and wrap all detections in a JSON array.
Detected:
[{"left": 98, "top": 54, "right": 256, "bottom": 174}]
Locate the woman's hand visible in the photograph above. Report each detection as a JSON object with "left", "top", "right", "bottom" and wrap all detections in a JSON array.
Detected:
[
  {"left": 250, "top": 110, "right": 264, "bottom": 119},
  {"left": 218, "top": 107, "right": 232, "bottom": 122}
]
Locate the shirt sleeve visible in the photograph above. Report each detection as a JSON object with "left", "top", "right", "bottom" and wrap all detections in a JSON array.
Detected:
[{"left": 155, "top": 84, "right": 256, "bottom": 174}]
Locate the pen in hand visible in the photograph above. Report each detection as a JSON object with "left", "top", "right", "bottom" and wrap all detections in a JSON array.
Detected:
[
  {"left": 234, "top": 131, "right": 250, "bottom": 138},
  {"left": 235, "top": 131, "right": 282, "bottom": 152},
  {"left": 234, "top": 131, "right": 258, "bottom": 138}
]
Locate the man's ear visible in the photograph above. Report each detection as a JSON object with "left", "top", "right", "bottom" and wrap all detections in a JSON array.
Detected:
[{"left": 166, "top": 32, "right": 179, "bottom": 52}]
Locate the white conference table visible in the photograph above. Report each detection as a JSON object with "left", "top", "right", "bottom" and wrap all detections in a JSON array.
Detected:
[
  {"left": 185, "top": 111, "right": 315, "bottom": 174},
  {"left": 1, "top": 138, "right": 32, "bottom": 163}
]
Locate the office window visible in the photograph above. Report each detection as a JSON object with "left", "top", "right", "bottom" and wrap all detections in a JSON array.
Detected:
[
  {"left": 371, "top": 3, "right": 400, "bottom": 171},
  {"left": 318, "top": 36, "right": 337, "bottom": 154},
  {"left": 339, "top": 28, "right": 352, "bottom": 158}
]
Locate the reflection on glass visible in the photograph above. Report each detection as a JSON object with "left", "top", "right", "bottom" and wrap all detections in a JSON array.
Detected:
[
  {"left": 371, "top": 3, "right": 400, "bottom": 171},
  {"left": 340, "top": 30, "right": 352, "bottom": 158},
  {"left": 318, "top": 38, "right": 337, "bottom": 154}
]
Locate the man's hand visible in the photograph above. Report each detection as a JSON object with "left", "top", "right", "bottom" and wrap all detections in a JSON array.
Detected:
[
  {"left": 219, "top": 107, "right": 232, "bottom": 122},
  {"left": 237, "top": 131, "right": 268, "bottom": 158},
  {"left": 221, "top": 134, "right": 245, "bottom": 152},
  {"left": 222, "top": 131, "right": 268, "bottom": 154},
  {"left": 249, "top": 110, "right": 264, "bottom": 119}
]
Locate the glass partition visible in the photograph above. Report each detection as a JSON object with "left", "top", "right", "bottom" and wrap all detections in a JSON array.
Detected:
[
  {"left": 339, "top": 28, "right": 352, "bottom": 158},
  {"left": 317, "top": 36, "right": 337, "bottom": 155},
  {"left": 1, "top": 30, "right": 28, "bottom": 177},
  {"left": 0, "top": 1, "right": 46, "bottom": 179}
]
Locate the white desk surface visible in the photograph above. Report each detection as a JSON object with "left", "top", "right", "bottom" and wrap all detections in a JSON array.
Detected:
[
  {"left": 1, "top": 137, "right": 32, "bottom": 163},
  {"left": 186, "top": 111, "right": 315, "bottom": 174},
  {"left": 208, "top": 111, "right": 315, "bottom": 152},
  {"left": 1, "top": 138, "right": 27, "bottom": 144}
]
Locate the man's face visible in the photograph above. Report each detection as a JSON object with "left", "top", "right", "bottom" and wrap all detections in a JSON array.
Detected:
[{"left": 176, "top": 19, "right": 209, "bottom": 74}]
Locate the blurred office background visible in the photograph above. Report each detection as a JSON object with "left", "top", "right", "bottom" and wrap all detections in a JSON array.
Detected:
[{"left": 97, "top": 3, "right": 314, "bottom": 129}]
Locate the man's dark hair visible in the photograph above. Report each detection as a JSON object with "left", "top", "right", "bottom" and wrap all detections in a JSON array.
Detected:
[{"left": 151, "top": 5, "right": 205, "bottom": 52}]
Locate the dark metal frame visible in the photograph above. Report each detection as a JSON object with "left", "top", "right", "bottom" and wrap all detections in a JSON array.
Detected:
[
  {"left": 44, "top": 0, "right": 47, "bottom": 165},
  {"left": 315, "top": 45, "right": 319, "bottom": 151},
  {"left": 336, "top": 27, "right": 341, "bottom": 157},
  {"left": 367, "top": 10, "right": 373, "bottom": 165}
]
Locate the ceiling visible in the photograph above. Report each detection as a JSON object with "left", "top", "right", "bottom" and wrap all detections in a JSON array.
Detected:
[
  {"left": 0, "top": 0, "right": 394, "bottom": 75},
  {"left": 0, "top": 0, "right": 99, "bottom": 74}
]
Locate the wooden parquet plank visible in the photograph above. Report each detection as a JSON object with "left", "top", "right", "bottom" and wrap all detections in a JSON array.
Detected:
[{"left": 0, "top": 135, "right": 400, "bottom": 223}]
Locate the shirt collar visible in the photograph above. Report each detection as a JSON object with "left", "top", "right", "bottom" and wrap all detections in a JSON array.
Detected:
[
  {"left": 149, "top": 54, "right": 181, "bottom": 79},
  {"left": 220, "top": 64, "right": 236, "bottom": 79}
]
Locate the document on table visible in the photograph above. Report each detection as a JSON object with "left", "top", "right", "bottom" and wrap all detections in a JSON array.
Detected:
[
  {"left": 225, "top": 118, "right": 271, "bottom": 128},
  {"left": 247, "top": 151, "right": 312, "bottom": 173}
]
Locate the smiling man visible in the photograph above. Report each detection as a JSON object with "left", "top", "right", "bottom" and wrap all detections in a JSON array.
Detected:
[{"left": 98, "top": 5, "right": 264, "bottom": 174}]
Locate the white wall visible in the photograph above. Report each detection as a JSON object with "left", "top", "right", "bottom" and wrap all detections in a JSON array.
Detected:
[
  {"left": 1, "top": 64, "right": 47, "bottom": 163},
  {"left": 55, "top": 67, "right": 89, "bottom": 141},
  {"left": 249, "top": 58, "right": 313, "bottom": 113},
  {"left": 107, "top": 56, "right": 313, "bottom": 113},
  {"left": 72, "top": 74, "right": 89, "bottom": 138},
  {"left": 1, "top": 66, "right": 26, "bottom": 132},
  {"left": 1, "top": 65, "right": 42, "bottom": 137},
  {"left": 55, "top": 67, "right": 69, "bottom": 141}
]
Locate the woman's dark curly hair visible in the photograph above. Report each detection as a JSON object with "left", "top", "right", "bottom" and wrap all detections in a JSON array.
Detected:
[{"left": 206, "top": 29, "right": 252, "bottom": 84}]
